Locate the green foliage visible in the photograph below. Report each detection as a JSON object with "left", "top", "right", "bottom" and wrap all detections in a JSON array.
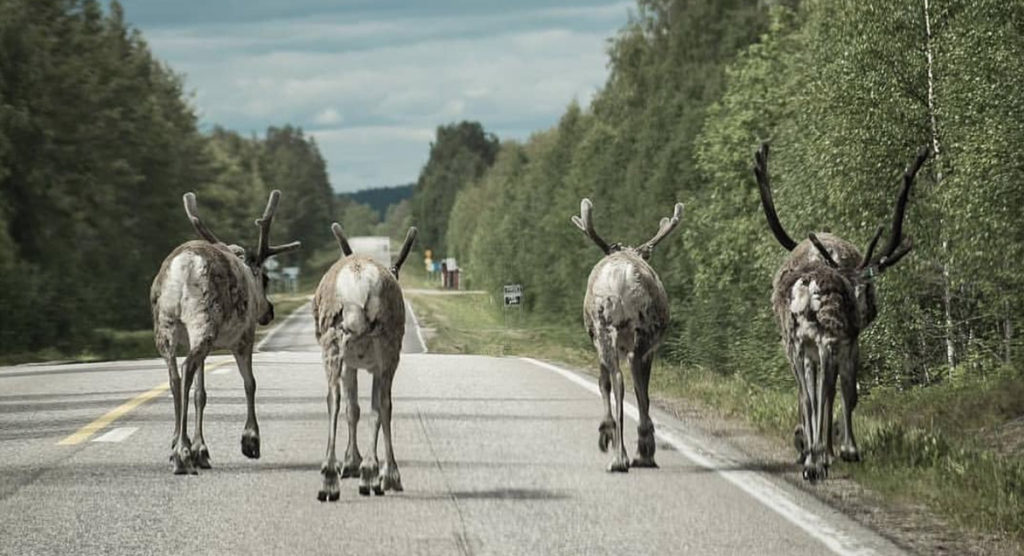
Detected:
[
  {"left": 0, "top": 0, "right": 335, "bottom": 357},
  {"left": 413, "top": 121, "right": 499, "bottom": 255},
  {"left": 436, "top": 0, "right": 1024, "bottom": 391},
  {"left": 339, "top": 201, "right": 380, "bottom": 237}
]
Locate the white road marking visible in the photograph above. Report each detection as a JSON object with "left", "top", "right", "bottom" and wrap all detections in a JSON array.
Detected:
[
  {"left": 256, "top": 299, "right": 310, "bottom": 352},
  {"left": 520, "top": 357, "right": 881, "bottom": 556},
  {"left": 211, "top": 367, "right": 232, "bottom": 376},
  {"left": 91, "top": 426, "right": 139, "bottom": 443},
  {"left": 405, "top": 300, "right": 429, "bottom": 354}
]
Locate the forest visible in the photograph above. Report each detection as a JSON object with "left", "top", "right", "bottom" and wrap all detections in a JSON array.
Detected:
[
  {"left": 418, "top": 0, "right": 1024, "bottom": 389},
  {"left": 0, "top": 0, "right": 337, "bottom": 357}
]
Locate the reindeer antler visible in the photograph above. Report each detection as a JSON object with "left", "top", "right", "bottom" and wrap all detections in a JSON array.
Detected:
[
  {"left": 255, "top": 190, "right": 301, "bottom": 261},
  {"left": 390, "top": 227, "right": 418, "bottom": 278},
  {"left": 572, "top": 199, "right": 615, "bottom": 254},
  {"left": 638, "top": 202, "right": 684, "bottom": 258},
  {"left": 861, "top": 146, "right": 929, "bottom": 272},
  {"left": 182, "top": 192, "right": 223, "bottom": 245},
  {"left": 331, "top": 223, "right": 353, "bottom": 257},
  {"left": 808, "top": 233, "right": 839, "bottom": 268},
  {"left": 754, "top": 143, "right": 798, "bottom": 251}
]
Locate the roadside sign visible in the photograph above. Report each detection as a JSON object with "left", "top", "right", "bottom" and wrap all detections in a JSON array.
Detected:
[{"left": 503, "top": 284, "right": 523, "bottom": 307}]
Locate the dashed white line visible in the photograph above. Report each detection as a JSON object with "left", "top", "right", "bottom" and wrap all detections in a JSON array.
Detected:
[{"left": 91, "top": 426, "right": 139, "bottom": 443}]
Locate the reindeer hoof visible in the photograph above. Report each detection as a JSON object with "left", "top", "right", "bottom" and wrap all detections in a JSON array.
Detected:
[
  {"left": 318, "top": 489, "right": 341, "bottom": 502},
  {"left": 341, "top": 463, "right": 361, "bottom": 479},
  {"left": 631, "top": 457, "right": 658, "bottom": 468},
  {"left": 319, "top": 462, "right": 342, "bottom": 501},
  {"left": 801, "top": 464, "right": 828, "bottom": 482},
  {"left": 373, "top": 485, "right": 385, "bottom": 496},
  {"left": 171, "top": 450, "right": 197, "bottom": 475},
  {"left": 840, "top": 447, "right": 861, "bottom": 463},
  {"left": 598, "top": 421, "right": 615, "bottom": 453},
  {"left": 381, "top": 468, "right": 404, "bottom": 492},
  {"left": 317, "top": 489, "right": 340, "bottom": 502},
  {"left": 359, "top": 462, "right": 380, "bottom": 496},
  {"left": 607, "top": 459, "right": 629, "bottom": 473},
  {"left": 241, "top": 432, "right": 260, "bottom": 459},
  {"left": 191, "top": 446, "right": 212, "bottom": 469}
]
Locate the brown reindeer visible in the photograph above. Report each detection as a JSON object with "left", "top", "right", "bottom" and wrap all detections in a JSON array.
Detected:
[
  {"left": 754, "top": 143, "right": 929, "bottom": 481},
  {"left": 151, "top": 190, "right": 301, "bottom": 474},
  {"left": 572, "top": 198, "right": 683, "bottom": 472},
  {"left": 314, "top": 222, "right": 417, "bottom": 501}
]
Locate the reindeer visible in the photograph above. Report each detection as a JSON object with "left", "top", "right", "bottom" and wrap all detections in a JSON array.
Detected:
[
  {"left": 572, "top": 198, "right": 683, "bottom": 472},
  {"left": 150, "top": 190, "right": 300, "bottom": 474},
  {"left": 313, "top": 222, "right": 417, "bottom": 501},
  {"left": 753, "top": 143, "right": 929, "bottom": 481}
]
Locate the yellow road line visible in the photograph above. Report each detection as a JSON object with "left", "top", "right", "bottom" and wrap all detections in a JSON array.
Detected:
[{"left": 57, "top": 360, "right": 233, "bottom": 446}]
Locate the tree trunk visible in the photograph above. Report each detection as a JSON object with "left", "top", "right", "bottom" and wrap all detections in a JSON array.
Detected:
[
  {"left": 923, "top": 0, "right": 957, "bottom": 376},
  {"left": 1005, "top": 300, "right": 1014, "bottom": 365}
]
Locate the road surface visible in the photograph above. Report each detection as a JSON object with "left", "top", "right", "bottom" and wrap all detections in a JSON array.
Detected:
[{"left": 0, "top": 302, "right": 903, "bottom": 555}]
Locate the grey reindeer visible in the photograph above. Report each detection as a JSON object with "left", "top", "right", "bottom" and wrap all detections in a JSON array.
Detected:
[
  {"left": 314, "top": 222, "right": 417, "bottom": 501},
  {"left": 754, "top": 143, "right": 929, "bottom": 481},
  {"left": 151, "top": 190, "right": 301, "bottom": 474},
  {"left": 572, "top": 198, "right": 684, "bottom": 472}
]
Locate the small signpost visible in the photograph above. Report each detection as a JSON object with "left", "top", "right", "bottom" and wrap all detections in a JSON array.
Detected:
[
  {"left": 503, "top": 284, "right": 523, "bottom": 308},
  {"left": 503, "top": 284, "right": 523, "bottom": 326}
]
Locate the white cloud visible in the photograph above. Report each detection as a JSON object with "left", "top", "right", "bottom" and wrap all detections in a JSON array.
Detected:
[
  {"left": 141, "top": 3, "right": 629, "bottom": 191},
  {"left": 313, "top": 107, "right": 343, "bottom": 125}
]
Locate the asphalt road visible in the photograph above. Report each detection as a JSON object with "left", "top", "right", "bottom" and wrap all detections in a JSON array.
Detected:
[{"left": 0, "top": 302, "right": 903, "bottom": 555}]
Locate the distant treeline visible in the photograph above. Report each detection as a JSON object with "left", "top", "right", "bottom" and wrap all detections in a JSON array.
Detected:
[
  {"left": 343, "top": 184, "right": 414, "bottom": 220},
  {"left": 0, "top": 0, "right": 334, "bottom": 356},
  {"left": 412, "top": 0, "right": 1024, "bottom": 387}
]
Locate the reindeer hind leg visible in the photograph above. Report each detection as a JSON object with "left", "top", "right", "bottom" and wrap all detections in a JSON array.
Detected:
[
  {"left": 839, "top": 344, "right": 862, "bottom": 462},
  {"left": 598, "top": 326, "right": 628, "bottom": 473},
  {"left": 379, "top": 363, "right": 403, "bottom": 493},
  {"left": 191, "top": 359, "right": 211, "bottom": 469},
  {"left": 630, "top": 344, "right": 657, "bottom": 468},
  {"left": 173, "top": 335, "right": 210, "bottom": 475},
  {"left": 156, "top": 322, "right": 182, "bottom": 452},
  {"left": 318, "top": 338, "right": 344, "bottom": 502}
]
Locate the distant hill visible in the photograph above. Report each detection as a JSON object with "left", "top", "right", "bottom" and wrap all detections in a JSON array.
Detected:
[{"left": 342, "top": 184, "right": 415, "bottom": 219}]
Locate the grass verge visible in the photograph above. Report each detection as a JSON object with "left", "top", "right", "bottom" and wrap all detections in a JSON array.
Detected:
[{"left": 405, "top": 290, "right": 1024, "bottom": 550}]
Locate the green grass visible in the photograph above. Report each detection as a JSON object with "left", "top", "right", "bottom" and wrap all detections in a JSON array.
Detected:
[
  {"left": 405, "top": 290, "right": 594, "bottom": 365},
  {"left": 405, "top": 291, "right": 1024, "bottom": 548}
]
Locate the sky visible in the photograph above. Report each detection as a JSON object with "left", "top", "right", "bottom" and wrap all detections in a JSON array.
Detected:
[{"left": 121, "top": 1, "right": 633, "bottom": 193}]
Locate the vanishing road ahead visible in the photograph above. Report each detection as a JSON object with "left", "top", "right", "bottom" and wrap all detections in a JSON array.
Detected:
[{"left": 0, "top": 302, "right": 902, "bottom": 555}]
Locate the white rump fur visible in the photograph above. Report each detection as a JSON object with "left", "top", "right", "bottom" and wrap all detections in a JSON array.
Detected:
[
  {"left": 591, "top": 260, "right": 644, "bottom": 328},
  {"left": 336, "top": 263, "right": 382, "bottom": 336},
  {"left": 159, "top": 252, "right": 213, "bottom": 332}
]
